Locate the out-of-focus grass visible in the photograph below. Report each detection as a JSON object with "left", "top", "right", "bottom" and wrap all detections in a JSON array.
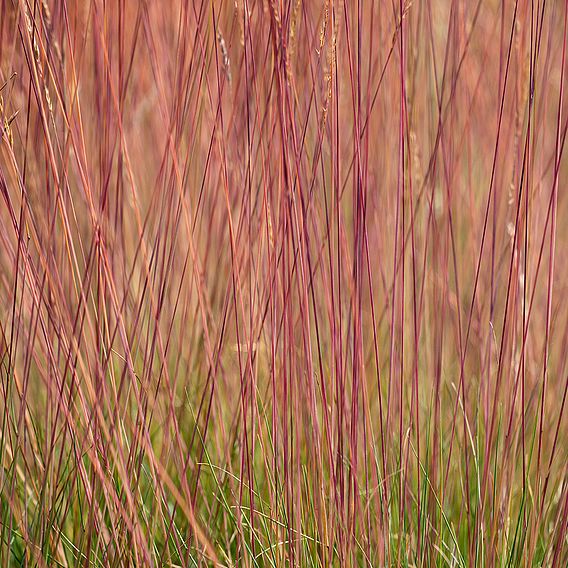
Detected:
[{"left": 0, "top": 0, "right": 567, "bottom": 565}]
